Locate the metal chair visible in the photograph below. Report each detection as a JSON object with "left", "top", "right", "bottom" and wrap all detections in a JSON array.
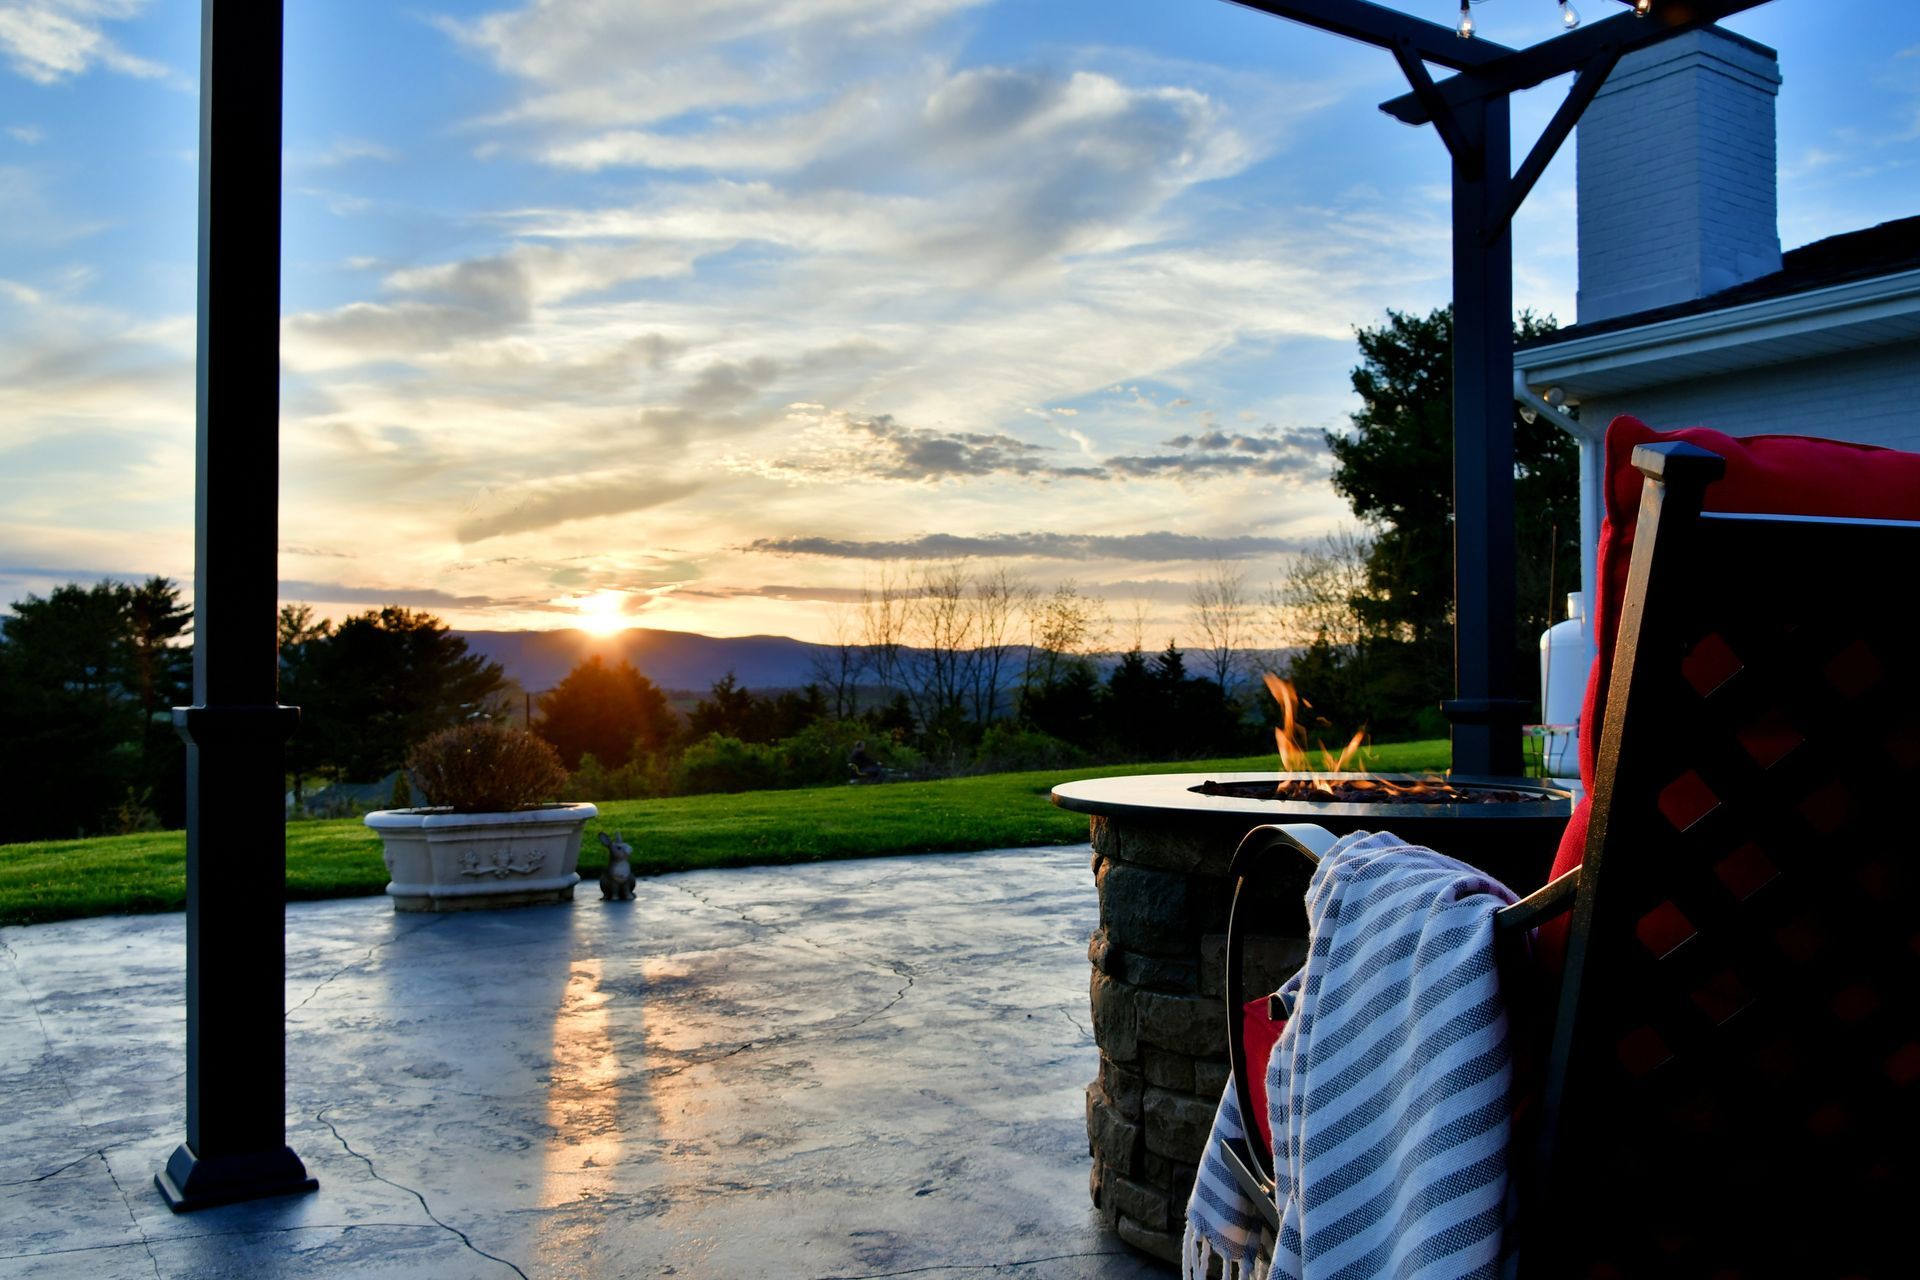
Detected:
[{"left": 1219, "top": 441, "right": 1920, "bottom": 1277}]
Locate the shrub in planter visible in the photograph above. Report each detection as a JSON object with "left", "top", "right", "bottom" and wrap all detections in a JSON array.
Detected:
[
  {"left": 407, "top": 722, "right": 567, "bottom": 812},
  {"left": 368, "top": 723, "right": 593, "bottom": 912}
]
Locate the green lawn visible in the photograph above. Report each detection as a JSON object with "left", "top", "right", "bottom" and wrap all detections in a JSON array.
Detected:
[{"left": 0, "top": 741, "right": 1450, "bottom": 927}]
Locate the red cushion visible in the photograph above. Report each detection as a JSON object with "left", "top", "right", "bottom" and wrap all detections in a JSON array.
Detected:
[
  {"left": 1240, "top": 995, "right": 1287, "bottom": 1155},
  {"left": 1546, "top": 417, "right": 1920, "bottom": 902}
]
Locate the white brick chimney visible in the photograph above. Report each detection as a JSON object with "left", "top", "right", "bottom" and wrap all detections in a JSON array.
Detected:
[{"left": 1576, "top": 27, "right": 1782, "bottom": 324}]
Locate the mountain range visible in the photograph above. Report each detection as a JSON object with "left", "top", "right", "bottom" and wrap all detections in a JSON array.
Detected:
[
  {"left": 455, "top": 628, "right": 830, "bottom": 694},
  {"left": 456, "top": 627, "right": 1284, "bottom": 698}
]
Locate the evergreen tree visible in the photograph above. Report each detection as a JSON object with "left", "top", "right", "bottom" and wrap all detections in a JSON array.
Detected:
[
  {"left": 300, "top": 606, "right": 507, "bottom": 780},
  {"left": 688, "top": 672, "right": 766, "bottom": 743},
  {"left": 535, "top": 655, "right": 674, "bottom": 770},
  {"left": 278, "top": 604, "right": 333, "bottom": 805},
  {"left": 1325, "top": 306, "right": 1577, "bottom": 731},
  {"left": 0, "top": 579, "right": 192, "bottom": 840}
]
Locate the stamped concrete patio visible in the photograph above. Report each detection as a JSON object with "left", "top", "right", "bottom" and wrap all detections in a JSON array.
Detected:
[{"left": 0, "top": 844, "right": 1169, "bottom": 1278}]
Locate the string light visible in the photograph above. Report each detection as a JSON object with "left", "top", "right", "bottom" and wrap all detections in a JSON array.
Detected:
[
  {"left": 1634, "top": 0, "right": 1653, "bottom": 14},
  {"left": 1457, "top": 0, "right": 1475, "bottom": 39},
  {"left": 1560, "top": 1, "right": 1581, "bottom": 29}
]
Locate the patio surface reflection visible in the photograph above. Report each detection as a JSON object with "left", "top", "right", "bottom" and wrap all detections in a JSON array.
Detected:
[{"left": 0, "top": 845, "right": 1165, "bottom": 1278}]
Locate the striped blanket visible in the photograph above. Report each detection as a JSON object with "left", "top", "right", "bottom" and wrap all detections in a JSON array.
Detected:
[{"left": 1185, "top": 831, "right": 1518, "bottom": 1280}]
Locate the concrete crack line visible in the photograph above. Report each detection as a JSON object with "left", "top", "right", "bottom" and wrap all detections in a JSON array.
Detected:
[
  {"left": 96, "top": 1150, "right": 163, "bottom": 1280},
  {"left": 0, "top": 932, "right": 85, "bottom": 1117},
  {"left": 0, "top": 1222, "right": 455, "bottom": 1264},
  {"left": 809, "top": 1250, "right": 1133, "bottom": 1279},
  {"left": 1060, "top": 1005, "right": 1091, "bottom": 1038},
  {"left": 660, "top": 879, "right": 920, "bottom": 993},
  {"left": 0, "top": 1139, "right": 138, "bottom": 1188},
  {"left": 661, "top": 879, "right": 801, "bottom": 941},
  {"left": 843, "top": 961, "right": 917, "bottom": 1033},
  {"left": 288, "top": 914, "right": 448, "bottom": 1018},
  {"left": 316, "top": 1107, "right": 529, "bottom": 1279}
]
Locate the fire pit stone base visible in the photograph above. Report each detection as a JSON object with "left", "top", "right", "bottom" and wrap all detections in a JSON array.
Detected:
[
  {"left": 1060, "top": 772, "right": 1570, "bottom": 1262},
  {"left": 1082, "top": 814, "right": 1305, "bottom": 1261}
]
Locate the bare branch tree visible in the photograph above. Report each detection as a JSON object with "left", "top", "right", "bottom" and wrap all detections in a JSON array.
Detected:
[
  {"left": 1122, "top": 596, "right": 1151, "bottom": 655},
  {"left": 859, "top": 567, "right": 908, "bottom": 697},
  {"left": 1024, "top": 580, "right": 1110, "bottom": 693},
  {"left": 1188, "top": 559, "right": 1253, "bottom": 694},
  {"left": 967, "top": 564, "right": 1031, "bottom": 725},
  {"left": 902, "top": 562, "right": 974, "bottom": 730},
  {"left": 1268, "top": 529, "right": 1372, "bottom": 656},
  {"left": 809, "top": 599, "right": 868, "bottom": 719}
]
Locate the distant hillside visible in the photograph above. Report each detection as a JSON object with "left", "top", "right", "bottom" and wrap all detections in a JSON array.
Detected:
[
  {"left": 456, "top": 627, "right": 1290, "bottom": 699},
  {"left": 455, "top": 628, "right": 828, "bottom": 694}
]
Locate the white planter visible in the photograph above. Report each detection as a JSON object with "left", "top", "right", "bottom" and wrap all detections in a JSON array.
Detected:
[{"left": 365, "top": 804, "right": 598, "bottom": 912}]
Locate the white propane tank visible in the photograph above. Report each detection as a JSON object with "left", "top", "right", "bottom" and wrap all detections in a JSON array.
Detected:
[{"left": 1538, "top": 591, "right": 1589, "bottom": 777}]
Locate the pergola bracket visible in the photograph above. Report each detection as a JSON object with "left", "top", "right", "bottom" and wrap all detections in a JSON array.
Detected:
[
  {"left": 1485, "top": 47, "right": 1621, "bottom": 244},
  {"left": 1391, "top": 40, "right": 1475, "bottom": 176}
]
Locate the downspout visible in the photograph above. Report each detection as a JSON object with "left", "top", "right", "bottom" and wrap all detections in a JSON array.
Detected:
[{"left": 1513, "top": 370, "right": 1602, "bottom": 666}]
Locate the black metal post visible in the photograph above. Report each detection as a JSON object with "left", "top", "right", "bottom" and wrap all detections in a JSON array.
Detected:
[
  {"left": 156, "top": 0, "right": 314, "bottom": 1213},
  {"left": 1443, "top": 95, "right": 1525, "bottom": 777}
]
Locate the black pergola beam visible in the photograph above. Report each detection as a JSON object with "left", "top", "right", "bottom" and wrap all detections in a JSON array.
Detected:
[
  {"left": 156, "top": 0, "right": 315, "bottom": 1213},
  {"left": 1487, "top": 48, "right": 1619, "bottom": 241},
  {"left": 1231, "top": 0, "right": 1771, "bottom": 775},
  {"left": 1226, "top": 0, "right": 1515, "bottom": 70},
  {"left": 1389, "top": 41, "right": 1475, "bottom": 174},
  {"left": 1380, "top": 0, "right": 1774, "bottom": 125}
]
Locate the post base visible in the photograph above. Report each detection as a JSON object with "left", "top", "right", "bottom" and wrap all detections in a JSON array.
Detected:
[{"left": 155, "top": 1142, "right": 318, "bottom": 1213}]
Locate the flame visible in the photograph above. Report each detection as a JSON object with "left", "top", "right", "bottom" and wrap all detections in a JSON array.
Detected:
[
  {"left": 1262, "top": 673, "right": 1452, "bottom": 798},
  {"left": 1265, "top": 672, "right": 1369, "bottom": 794}
]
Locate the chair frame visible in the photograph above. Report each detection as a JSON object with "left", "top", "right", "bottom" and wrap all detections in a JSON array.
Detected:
[{"left": 1217, "top": 440, "right": 1920, "bottom": 1273}]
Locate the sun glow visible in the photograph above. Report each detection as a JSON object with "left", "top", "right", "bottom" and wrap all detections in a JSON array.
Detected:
[{"left": 570, "top": 589, "right": 633, "bottom": 636}]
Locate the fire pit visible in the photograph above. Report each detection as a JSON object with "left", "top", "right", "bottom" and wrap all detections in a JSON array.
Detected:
[{"left": 1052, "top": 770, "right": 1572, "bottom": 1261}]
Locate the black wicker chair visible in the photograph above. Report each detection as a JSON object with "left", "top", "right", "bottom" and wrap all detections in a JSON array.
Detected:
[{"left": 1218, "top": 441, "right": 1920, "bottom": 1277}]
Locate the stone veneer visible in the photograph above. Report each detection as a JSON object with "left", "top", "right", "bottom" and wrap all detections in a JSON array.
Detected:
[{"left": 1082, "top": 811, "right": 1310, "bottom": 1263}]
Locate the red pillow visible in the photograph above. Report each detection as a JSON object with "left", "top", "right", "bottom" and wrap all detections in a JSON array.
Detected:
[
  {"left": 1546, "top": 417, "right": 1920, "bottom": 896},
  {"left": 1240, "top": 995, "right": 1287, "bottom": 1155}
]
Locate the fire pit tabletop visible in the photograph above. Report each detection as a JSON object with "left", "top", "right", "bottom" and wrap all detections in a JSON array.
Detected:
[{"left": 1051, "top": 771, "right": 1574, "bottom": 827}]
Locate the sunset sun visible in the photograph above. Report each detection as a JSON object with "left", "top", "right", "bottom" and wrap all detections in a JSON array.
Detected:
[{"left": 571, "top": 590, "right": 632, "bottom": 636}]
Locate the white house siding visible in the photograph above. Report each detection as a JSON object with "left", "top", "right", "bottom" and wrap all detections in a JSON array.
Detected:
[{"left": 1573, "top": 339, "right": 1920, "bottom": 451}]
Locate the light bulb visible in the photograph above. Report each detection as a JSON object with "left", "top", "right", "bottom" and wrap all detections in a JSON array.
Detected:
[
  {"left": 1457, "top": 0, "right": 1474, "bottom": 39},
  {"left": 1560, "top": 1, "right": 1581, "bottom": 29},
  {"left": 1634, "top": 0, "right": 1652, "bottom": 15}
]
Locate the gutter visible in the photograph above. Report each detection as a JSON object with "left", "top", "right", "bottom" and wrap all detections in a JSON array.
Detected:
[{"left": 1516, "top": 265, "right": 1920, "bottom": 386}]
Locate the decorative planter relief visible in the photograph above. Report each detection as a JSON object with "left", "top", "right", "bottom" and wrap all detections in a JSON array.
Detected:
[{"left": 365, "top": 804, "right": 597, "bottom": 912}]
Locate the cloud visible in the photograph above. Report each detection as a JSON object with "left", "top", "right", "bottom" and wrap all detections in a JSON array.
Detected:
[
  {"left": 282, "top": 242, "right": 703, "bottom": 370},
  {"left": 455, "top": 475, "right": 702, "bottom": 543},
  {"left": 293, "top": 137, "right": 400, "bottom": 169},
  {"left": 1109, "top": 426, "right": 1328, "bottom": 480},
  {"left": 738, "top": 408, "right": 1106, "bottom": 484},
  {"left": 747, "top": 531, "right": 1308, "bottom": 561},
  {"left": 734, "top": 407, "right": 1334, "bottom": 488},
  {"left": 8, "top": 123, "right": 43, "bottom": 144},
  {"left": 675, "top": 583, "right": 871, "bottom": 604},
  {"left": 440, "top": 0, "right": 989, "bottom": 131},
  {"left": 0, "top": 0, "right": 165, "bottom": 85},
  {"left": 277, "top": 580, "right": 497, "bottom": 610}
]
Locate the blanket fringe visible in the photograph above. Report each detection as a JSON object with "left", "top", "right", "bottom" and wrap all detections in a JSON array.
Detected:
[{"left": 1182, "top": 1222, "right": 1267, "bottom": 1280}]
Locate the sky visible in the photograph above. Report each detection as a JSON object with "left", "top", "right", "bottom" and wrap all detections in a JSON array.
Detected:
[{"left": 1, "top": 0, "right": 1916, "bottom": 644}]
